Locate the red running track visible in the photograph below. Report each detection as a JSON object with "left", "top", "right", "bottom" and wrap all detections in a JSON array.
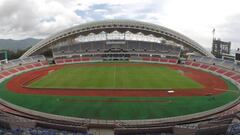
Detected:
[{"left": 6, "top": 63, "right": 228, "bottom": 97}]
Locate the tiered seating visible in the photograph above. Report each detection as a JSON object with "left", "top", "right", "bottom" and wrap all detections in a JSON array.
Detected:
[
  {"left": 55, "top": 57, "right": 91, "bottom": 65},
  {"left": 0, "top": 55, "right": 48, "bottom": 81},
  {"left": 212, "top": 58, "right": 224, "bottom": 66},
  {"left": 21, "top": 57, "right": 33, "bottom": 64},
  {"left": 4, "top": 60, "right": 22, "bottom": 69},
  {"left": 186, "top": 55, "right": 240, "bottom": 84},
  {"left": 32, "top": 63, "right": 42, "bottom": 67},
  {"left": 41, "top": 61, "right": 48, "bottom": 66},
  {"left": 222, "top": 60, "right": 235, "bottom": 69},
  {"left": 8, "top": 69, "right": 18, "bottom": 74},
  {"left": 129, "top": 56, "right": 178, "bottom": 64},
  {"left": 200, "top": 64, "right": 210, "bottom": 69},
  {"left": 0, "top": 74, "right": 4, "bottom": 79},
  {"left": 224, "top": 71, "right": 236, "bottom": 77},
  {"left": 231, "top": 75, "right": 240, "bottom": 81},
  {"left": 65, "top": 59, "right": 73, "bottom": 63},
  {"left": 185, "top": 61, "right": 192, "bottom": 65},
  {"left": 0, "top": 71, "right": 11, "bottom": 77},
  {"left": 236, "top": 65, "right": 240, "bottom": 72},
  {"left": 191, "top": 62, "right": 201, "bottom": 67},
  {"left": 25, "top": 64, "right": 34, "bottom": 69},
  {"left": 188, "top": 55, "right": 202, "bottom": 62},
  {"left": 90, "top": 57, "right": 102, "bottom": 61},
  {"left": 73, "top": 58, "right": 81, "bottom": 62},
  {"left": 142, "top": 57, "right": 151, "bottom": 61},
  {"left": 168, "top": 59, "right": 178, "bottom": 63},
  {"left": 140, "top": 57, "right": 178, "bottom": 64},
  {"left": 201, "top": 57, "right": 213, "bottom": 64},
  {"left": 151, "top": 57, "right": 159, "bottom": 62},
  {"left": 53, "top": 41, "right": 181, "bottom": 58},
  {"left": 55, "top": 59, "right": 64, "bottom": 64},
  {"left": 159, "top": 58, "right": 168, "bottom": 63},
  {"left": 0, "top": 127, "right": 88, "bottom": 135},
  {"left": 188, "top": 55, "right": 237, "bottom": 71},
  {"left": 2, "top": 55, "right": 46, "bottom": 70},
  {"left": 129, "top": 56, "right": 142, "bottom": 61},
  {"left": 0, "top": 71, "right": 13, "bottom": 79},
  {"left": 238, "top": 79, "right": 240, "bottom": 84},
  {"left": 16, "top": 66, "right": 26, "bottom": 71},
  {"left": 81, "top": 57, "right": 90, "bottom": 61},
  {"left": 208, "top": 66, "right": 219, "bottom": 71},
  {"left": 216, "top": 68, "right": 227, "bottom": 74}
]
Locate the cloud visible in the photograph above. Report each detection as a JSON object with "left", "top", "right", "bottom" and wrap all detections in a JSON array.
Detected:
[
  {"left": 216, "top": 14, "right": 240, "bottom": 49},
  {"left": 0, "top": 0, "right": 85, "bottom": 39},
  {"left": 0, "top": 0, "right": 240, "bottom": 49}
]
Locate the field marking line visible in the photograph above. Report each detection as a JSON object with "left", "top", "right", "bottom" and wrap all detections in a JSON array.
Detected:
[
  {"left": 62, "top": 98, "right": 173, "bottom": 103},
  {"left": 113, "top": 63, "right": 117, "bottom": 88},
  {"left": 214, "top": 88, "right": 239, "bottom": 93}
]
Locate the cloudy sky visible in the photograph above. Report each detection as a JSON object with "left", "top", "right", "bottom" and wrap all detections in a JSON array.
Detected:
[{"left": 0, "top": 0, "right": 240, "bottom": 49}]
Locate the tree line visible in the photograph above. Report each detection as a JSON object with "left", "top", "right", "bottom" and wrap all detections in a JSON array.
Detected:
[{"left": 0, "top": 47, "right": 30, "bottom": 60}]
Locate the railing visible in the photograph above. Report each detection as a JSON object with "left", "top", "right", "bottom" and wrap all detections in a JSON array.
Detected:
[
  {"left": 1, "top": 55, "right": 46, "bottom": 70},
  {"left": 0, "top": 56, "right": 48, "bottom": 83},
  {"left": 189, "top": 55, "right": 238, "bottom": 72},
  {"left": 0, "top": 59, "right": 239, "bottom": 128}
]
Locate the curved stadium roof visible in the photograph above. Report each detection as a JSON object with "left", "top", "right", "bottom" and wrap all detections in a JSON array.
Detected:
[{"left": 21, "top": 19, "right": 214, "bottom": 58}]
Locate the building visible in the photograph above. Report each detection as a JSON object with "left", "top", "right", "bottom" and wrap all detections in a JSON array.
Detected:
[
  {"left": 212, "top": 38, "right": 231, "bottom": 58},
  {"left": 236, "top": 48, "right": 240, "bottom": 62}
]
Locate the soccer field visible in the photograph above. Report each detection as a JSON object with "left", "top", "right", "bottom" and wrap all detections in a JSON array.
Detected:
[
  {"left": 29, "top": 63, "right": 203, "bottom": 89},
  {"left": 0, "top": 77, "right": 239, "bottom": 120},
  {"left": 1, "top": 63, "right": 239, "bottom": 120}
]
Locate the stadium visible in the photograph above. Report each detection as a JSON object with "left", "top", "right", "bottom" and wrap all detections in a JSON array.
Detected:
[{"left": 0, "top": 19, "right": 240, "bottom": 135}]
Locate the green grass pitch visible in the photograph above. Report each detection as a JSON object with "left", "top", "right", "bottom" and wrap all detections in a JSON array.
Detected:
[
  {"left": 0, "top": 77, "right": 239, "bottom": 120},
  {"left": 29, "top": 63, "right": 203, "bottom": 89},
  {"left": 0, "top": 63, "right": 239, "bottom": 120}
]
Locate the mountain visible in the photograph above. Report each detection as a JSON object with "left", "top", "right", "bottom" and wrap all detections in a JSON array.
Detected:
[{"left": 0, "top": 38, "right": 41, "bottom": 51}]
